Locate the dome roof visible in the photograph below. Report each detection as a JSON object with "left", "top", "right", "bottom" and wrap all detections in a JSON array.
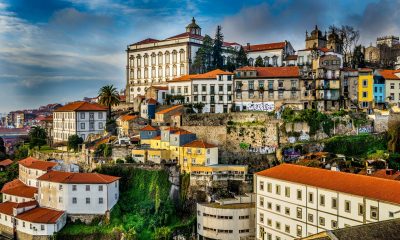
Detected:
[
  {"left": 311, "top": 25, "right": 322, "bottom": 37},
  {"left": 186, "top": 17, "right": 200, "bottom": 29}
]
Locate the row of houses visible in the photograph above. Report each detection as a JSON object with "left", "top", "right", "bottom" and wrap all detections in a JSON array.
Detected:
[
  {"left": 197, "top": 163, "right": 400, "bottom": 240},
  {"left": 0, "top": 157, "right": 119, "bottom": 239}
]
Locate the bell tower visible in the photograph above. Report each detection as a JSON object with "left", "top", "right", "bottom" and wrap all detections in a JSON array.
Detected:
[{"left": 185, "top": 17, "right": 201, "bottom": 35}]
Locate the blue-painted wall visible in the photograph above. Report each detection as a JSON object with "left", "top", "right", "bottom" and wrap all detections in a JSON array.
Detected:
[{"left": 373, "top": 76, "right": 385, "bottom": 104}]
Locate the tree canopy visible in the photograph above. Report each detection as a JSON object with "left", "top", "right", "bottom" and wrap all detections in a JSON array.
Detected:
[
  {"left": 98, "top": 85, "right": 120, "bottom": 119},
  {"left": 212, "top": 25, "right": 224, "bottom": 69},
  {"left": 67, "top": 134, "right": 84, "bottom": 152},
  {"left": 28, "top": 126, "right": 47, "bottom": 150}
]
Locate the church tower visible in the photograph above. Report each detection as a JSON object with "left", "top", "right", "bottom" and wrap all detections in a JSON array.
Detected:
[
  {"left": 327, "top": 29, "right": 343, "bottom": 54},
  {"left": 186, "top": 17, "right": 201, "bottom": 35},
  {"left": 305, "top": 25, "right": 327, "bottom": 49}
]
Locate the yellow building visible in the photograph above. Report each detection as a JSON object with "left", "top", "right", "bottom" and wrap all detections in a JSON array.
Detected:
[
  {"left": 358, "top": 68, "right": 374, "bottom": 109},
  {"left": 190, "top": 164, "right": 248, "bottom": 185},
  {"left": 116, "top": 114, "right": 139, "bottom": 137},
  {"left": 179, "top": 140, "right": 218, "bottom": 173}
]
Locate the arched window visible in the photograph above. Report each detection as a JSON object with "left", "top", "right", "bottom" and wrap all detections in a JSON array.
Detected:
[
  {"left": 137, "top": 69, "right": 141, "bottom": 78},
  {"left": 129, "top": 56, "right": 134, "bottom": 68},
  {"left": 151, "top": 67, "right": 156, "bottom": 79},
  {"left": 248, "top": 58, "right": 254, "bottom": 66},
  {"left": 166, "top": 65, "right": 170, "bottom": 77},
  {"left": 158, "top": 52, "right": 163, "bottom": 65},
  {"left": 151, "top": 53, "right": 156, "bottom": 65},
  {"left": 158, "top": 67, "right": 163, "bottom": 78},
  {"left": 180, "top": 64, "right": 185, "bottom": 75},
  {"left": 172, "top": 50, "right": 177, "bottom": 63},
  {"left": 272, "top": 56, "right": 278, "bottom": 66},
  {"left": 179, "top": 49, "right": 185, "bottom": 63},
  {"left": 144, "top": 68, "right": 148, "bottom": 78},
  {"left": 165, "top": 51, "right": 170, "bottom": 64},
  {"left": 264, "top": 57, "right": 270, "bottom": 66},
  {"left": 173, "top": 65, "right": 177, "bottom": 76},
  {"left": 144, "top": 54, "right": 149, "bottom": 66},
  {"left": 136, "top": 55, "right": 141, "bottom": 67}
]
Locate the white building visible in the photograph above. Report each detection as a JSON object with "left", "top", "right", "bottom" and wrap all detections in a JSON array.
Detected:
[
  {"left": 18, "top": 156, "right": 57, "bottom": 187},
  {"left": 245, "top": 41, "right": 295, "bottom": 67},
  {"left": 53, "top": 101, "right": 107, "bottom": 142},
  {"left": 255, "top": 164, "right": 400, "bottom": 240},
  {"left": 197, "top": 193, "right": 256, "bottom": 240},
  {"left": 37, "top": 171, "right": 120, "bottom": 215},
  {"left": 168, "top": 75, "right": 193, "bottom": 103}
]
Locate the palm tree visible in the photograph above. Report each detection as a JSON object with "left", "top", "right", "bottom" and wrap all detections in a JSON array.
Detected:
[
  {"left": 98, "top": 85, "right": 120, "bottom": 119},
  {"left": 29, "top": 126, "right": 47, "bottom": 150}
]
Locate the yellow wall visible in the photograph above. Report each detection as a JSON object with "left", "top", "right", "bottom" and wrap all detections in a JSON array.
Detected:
[
  {"left": 149, "top": 139, "right": 161, "bottom": 149},
  {"left": 358, "top": 72, "right": 373, "bottom": 108},
  {"left": 179, "top": 147, "right": 207, "bottom": 173}
]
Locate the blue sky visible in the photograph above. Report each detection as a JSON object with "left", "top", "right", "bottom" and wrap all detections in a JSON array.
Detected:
[{"left": 0, "top": 0, "right": 398, "bottom": 113}]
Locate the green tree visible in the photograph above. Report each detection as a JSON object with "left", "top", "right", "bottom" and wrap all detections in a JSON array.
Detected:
[
  {"left": 193, "top": 102, "right": 205, "bottom": 113},
  {"left": 352, "top": 45, "right": 365, "bottom": 68},
  {"left": 193, "top": 35, "right": 213, "bottom": 73},
  {"left": 28, "top": 126, "right": 47, "bottom": 150},
  {"left": 0, "top": 137, "right": 5, "bottom": 154},
  {"left": 67, "top": 134, "right": 84, "bottom": 152},
  {"left": 98, "top": 85, "right": 120, "bottom": 120},
  {"left": 104, "top": 144, "right": 112, "bottom": 158},
  {"left": 14, "top": 144, "right": 29, "bottom": 160},
  {"left": 125, "top": 155, "right": 134, "bottom": 163},
  {"left": 212, "top": 25, "right": 224, "bottom": 69},
  {"left": 236, "top": 46, "right": 248, "bottom": 67},
  {"left": 255, "top": 56, "right": 264, "bottom": 67},
  {"left": 154, "top": 227, "right": 171, "bottom": 240},
  {"left": 388, "top": 124, "right": 400, "bottom": 153}
]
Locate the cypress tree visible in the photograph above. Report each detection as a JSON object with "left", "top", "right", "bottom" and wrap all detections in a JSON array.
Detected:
[{"left": 212, "top": 25, "right": 224, "bottom": 69}]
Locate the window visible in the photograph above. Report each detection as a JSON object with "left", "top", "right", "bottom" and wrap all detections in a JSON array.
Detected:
[
  {"left": 59, "top": 197, "right": 63, "bottom": 203},
  {"left": 260, "top": 181, "right": 264, "bottom": 191},
  {"left": 389, "top": 211, "right": 394, "bottom": 218},
  {"left": 275, "top": 185, "right": 281, "bottom": 195},
  {"left": 370, "top": 206, "right": 378, "bottom": 220},
  {"left": 99, "top": 198, "right": 104, "bottom": 204},
  {"left": 285, "top": 225, "right": 290, "bottom": 233},
  {"left": 86, "top": 198, "right": 90, "bottom": 204},
  {"left": 285, "top": 187, "right": 290, "bottom": 197},
  {"left": 41, "top": 225, "right": 45, "bottom": 231},
  {"left": 267, "top": 218, "right": 272, "bottom": 226},
  {"left": 267, "top": 183, "right": 272, "bottom": 192},
  {"left": 391, "top": 83, "right": 395, "bottom": 89},
  {"left": 276, "top": 204, "right": 281, "bottom": 212},
  {"left": 80, "top": 113, "right": 85, "bottom": 119},
  {"left": 297, "top": 189, "right": 302, "bottom": 200},
  {"left": 320, "top": 194, "right": 325, "bottom": 206},
  {"left": 332, "top": 197, "right": 337, "bottom": 209},
  {"left": 319, "top": 217, "right": 325, "bottom": 226},
  {"left": 86, "top": 185, "right": 90, "bottom": 191},
  {"left": 98, "top": 112, "right": 103, "bottom": 119},
  {"left": 260, "top": 197, "right": 264, "bottom": 207},
  {"left": 259, "top": 213, "right": 264, "bottom": 223},
  {"left": 358, "top": 204, "right": 364, "bottom": 215},
  {"left": 345, "top": 200, "right": 351, "bottom": 213},
  {"left": 362, "top": 91, "right": 368, "bottom": 98},
  {"left": 308, "top": 213, "right": 313, "bottom": 222},
  {"left": 308, "top": 192, "right": 314, "bottom": 203},
  {"left": 332, "top": 220, "right": 338, "bottom": 229},
  {"left": 267, "top": 202, "right": 272, "bottom": 209},
  {"left": 296, "top": 207, "right": 302, "bottom": 219},
  {"left": 72, "top": 185, "right": 77, "bottom": 191},
  {"left": 72, "top": 197, "right": 77, "bottom": 204},
  {"left": 296, "top": 225, "right": 302, "bottom": 237},
  {"left": 202, "top": 85, "right": 207, "bottom": 92},
  {"left": 80, "top": 123, "right": 85, "bottom": 130},
  {"left": 285, "top": 207, "right": 290, "bottom": 215},
  {"left": 268, "top": 80, "right": 274, "bottom": 90},
  {"left": 59, "top": 185, "right": 63, "bottom": 191},
  {"left": 363, "top": 80, "right": 368, "bottom": 87},
  {"left": 249, "top": 81, "right": 254, "bottom": 90},
  {"left": 227, "top": 84, "right": 232, "bottom": 92},
  {"left": 275, "top": 221, "right": 281, "bottom": 230}
]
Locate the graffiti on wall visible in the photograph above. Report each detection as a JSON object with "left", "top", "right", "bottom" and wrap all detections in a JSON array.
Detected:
[
  {"left": 358, "top": 126, "right": 373, "bottom": 133},
  {"left": 248, "top": 145, "right": 277, "bottom": 154},
  {"left": 246, "top": 102, "right": 275, "bottom": 112}
]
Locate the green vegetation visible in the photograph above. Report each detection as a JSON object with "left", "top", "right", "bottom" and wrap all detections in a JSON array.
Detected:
[
  {"left": 28, "top": 126, "right": 47, "bottom": 150},
  {"left": 0, "top": 163, "right": 18, "bottom": 190},
  {"left": 67, "top": 135, "right": 84, "bottom": 152},
  {"left": 98, "top": 85, "right": 120, "bottom": 120},
  {"left": 38, "top": 145, "right": 64, "bottom": 153},
  {"left": 57, "top": 166, "right": 195, "bottom": 239},
  {"left": 323, "top": 134, "right": 387, "bottom": 157},
  {"left": 282, "top": 108, "right": 334, "bottom": 135}
]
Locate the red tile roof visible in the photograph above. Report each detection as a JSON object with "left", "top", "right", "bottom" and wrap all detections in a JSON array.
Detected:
[
  {"left": 191, "top": 69, "right": 233, "bottom": 79},
  {"left": 168, "top": 74, "right": 195, "bottom": 82},
  {"left": 132, "top": 38, "right": 160, "bottom": 45},
  {"left": 17, "top": 207, "right": 65, "bottom": 224},
  {"left": 244, "top": 42, "right": 286, "bottom": 52},
  {"left": 183, "top": 140, "right": 216, "bottom": 148},
  {"left": 1, "top": 179, "right": 38, "bottom": 198},
  {"left": 146, "top": 98, "right": 157, "bottom": 104},
  {"left": 0, "top": 159, "right": 13, "bottom": 167},
  {"left": 119, "top": 115, "right": 138, "bottom": 121},
  {"left": 140, "top": 125, "right": 158, "bottom": 131},
  {"left": 54, "top": 101, "right": 107, "bottom": 112},
  {"left": 0, "top": 201, "right": 20, "bottom": 215},
  {"left": 37, "top": 171, "right": 120, "bottom": 184},
  {"left": 152, "top": 135, "right": 161, "bottom": 140},
  {"left": 166, "top": 32, "right": 204, "bottom": 40},
  {"left": 18, "top": 157, "right": 57, "bottom": 171},
  {"left": 152, "top": 86, "right": 169, "bottom": 90},
  {"left": 368, "top": 169, "right": 400, "bottom": 180},
  {"left": 171, "top": 129, "right": 193, "bottom": 135},
  {"left": 380, "top": 70, "right": 400, "bottom": 80},
  {"left": 236, "top": 66, "right": 299, "bottom": 78},
  {"left": 156, "top": 105, "right": 183, "bottom": 115},
  {"left": 257, "top": 164, "right": 400, "bottom": 205}
]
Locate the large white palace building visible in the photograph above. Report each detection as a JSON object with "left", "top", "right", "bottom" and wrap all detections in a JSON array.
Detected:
[{"left": 255, "top": 164, "right": 400, "bottom": 240}]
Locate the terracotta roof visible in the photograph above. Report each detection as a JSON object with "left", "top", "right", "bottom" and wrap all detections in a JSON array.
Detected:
[
  {"left": 156, "top": 105, "right": 183, "bottom": 115},
  {"left": 0, "top": 201, "right": 20, "bottom": 215},
  {"left": 236, "top": 66, "right": 299, "bottom": 78},
  {"left": 244, "top": 42, "right": 286, "bottom": 52},
  {"left": 171, "top": 130, "right": 193, "bottom": 135},
  {"left": 183, "top": 140, "right": 216, "bottom": 148},
  {"left": 380, "top": 70, "right": 400, "bottom": 80},
  {"left": 146, "top": 98, "right": 157, "bottom": 104},
  {"left": 1, "top": 179, "right": 38, "bottom": 198},
  {"left": 140, "top": 125, "right": 158, "bottom": 131},
  {"left": 168, "top": 74, "right": 196, "bottom": 82},
  {"left": 37, "top": 171, "right": 120, "bottom": 184},
  {"left": 152, "top": 135, "right": 161, "bottom": 140},
  {"left": 42, "top": 115, "right": 53, "bottom": 121},
  {"left": 359, "top": 68, "right": 373, "bottom": 72},
  {"left": 166, "top": 32, "right": 204, "bottom": 40},
  {"left": 17, "top": 207, "right": 65, "bottom": 224},
  {"left": 0, "top": 159, "right": 13, "bottom": 167},
  {"left": 132, "top": 38, "right": 160, "bottom": 45},
  {"left": 54, "top": 101, "right": 107, "bottom": 112},
  {"left": 223, "top": 42, "right": 241, "bottom": 47},
  {"left": 18, "top": 157, "right": 57, "bottom": 171},
  {"left": 364, "top": 169, "right": 400, "bottom": 181},
  {"left": 119, "top": 115, "right": 138, "bottom": 121},
  {"left": 119, "top": 95, "right": 126, "bottom": 102},
  {"left": 152, "top": 86, "right": 168, "bottom": 90},
  {"left": 256, "top": 164, "right": 400, "bottom": 205},
  {"left": 285, "top": 55, "right": 298, "bottom": 61},
  {"left": 191, "top": 69, "right": 233, "bottom": 79}
]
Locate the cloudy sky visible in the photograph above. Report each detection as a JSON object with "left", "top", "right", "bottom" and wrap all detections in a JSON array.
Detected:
[{"left": 0, "top": 0, "right": 399, "bottom": 113}]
